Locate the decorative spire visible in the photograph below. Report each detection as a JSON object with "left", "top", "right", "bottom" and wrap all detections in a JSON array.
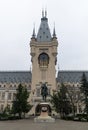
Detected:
[
  {"left": 32, "top": 24, "right": 36, "bottom": 39},
  {"left": 42, "top": 9, "right": 47, "bottom": 18},
  {"left": 53, "top": 23, "right": 57, "bottom": 39},
  {"left": 45, "top": 9, "right": 47, "bottom": 18},
  {"left": 42, "top": 9, "right": 44, "bottom": 18}
]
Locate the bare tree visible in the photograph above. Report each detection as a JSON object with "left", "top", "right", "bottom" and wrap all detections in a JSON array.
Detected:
[{"left": 66, "top": 84, "right": 82, "bottom": 116}]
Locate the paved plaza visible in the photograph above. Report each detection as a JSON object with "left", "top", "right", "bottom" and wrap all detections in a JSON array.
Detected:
[{"left": 0, "top": 119, "right": 88, "bottom": 130}]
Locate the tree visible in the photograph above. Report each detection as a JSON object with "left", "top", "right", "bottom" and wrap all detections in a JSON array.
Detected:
[
  {"left": 51, "top": 83, "right": 72, "bottom": 118},
  {"left": 66, "top": 84, "right": 82, "bottom": 116},
  {"left": 80, "top": 73, "right": 88, "bottom": 115},
  {"left": 12, "top": 84, "right": 32, "bottom": 118},
  {"left": 51, "top": 92, "right": 60, "bottom": 113}
]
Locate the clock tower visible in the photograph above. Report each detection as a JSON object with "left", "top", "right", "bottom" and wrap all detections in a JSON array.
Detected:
[{"left": 30, "top": 11, "right": 58, "bottom": 103}]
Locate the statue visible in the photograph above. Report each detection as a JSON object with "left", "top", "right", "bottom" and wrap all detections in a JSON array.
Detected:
[{"left": 41, "top": 83, "right": 48, "bottom": 101}]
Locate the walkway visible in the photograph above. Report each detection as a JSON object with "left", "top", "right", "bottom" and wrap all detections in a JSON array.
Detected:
[{"left": 0, "top": 119, "right": 88, "bottom": 130}]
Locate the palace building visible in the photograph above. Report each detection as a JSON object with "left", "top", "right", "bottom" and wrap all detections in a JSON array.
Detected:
[{"left": 0, "top": 11, "right": 88, "bottom": 114}]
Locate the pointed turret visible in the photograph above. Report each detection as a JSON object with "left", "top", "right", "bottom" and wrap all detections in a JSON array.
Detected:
[
  {"left": 52, "top": 24, "right": 57, "bottom": 39},
  {"left": 37, "top": 10, "right": 51, "bottom": 42},
  {"left": 31, "top": 26, "right": 36, "bottom": 39}
]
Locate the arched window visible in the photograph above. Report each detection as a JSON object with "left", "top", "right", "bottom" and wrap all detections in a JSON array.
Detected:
[{"left": 38, "top": 53, "right": 49, "bottom": 67}]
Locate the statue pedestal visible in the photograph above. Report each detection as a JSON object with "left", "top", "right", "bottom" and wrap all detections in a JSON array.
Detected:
[{"left": 34, "top": 102, "right": 55, "bottom": 123}]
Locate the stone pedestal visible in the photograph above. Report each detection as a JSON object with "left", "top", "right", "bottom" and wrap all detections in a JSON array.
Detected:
[{"left": 34, "top": 102, "right": 55, "bottom": 123}]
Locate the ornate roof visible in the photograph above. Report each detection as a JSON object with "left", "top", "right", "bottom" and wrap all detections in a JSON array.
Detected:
[
  {"left": 37, "top": 11, "right": 52, "bottom": 42},
  {"left": 0, "top": 71, "right": 88, "bottom": 84},
  {"left": 0, "top": 71, "right": 31, "bottom": 83},
  {"left": 57, "top": 70, "right": 88, "bottom": 83}
]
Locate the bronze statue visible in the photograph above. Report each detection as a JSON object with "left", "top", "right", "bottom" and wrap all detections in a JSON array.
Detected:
[{"left": 41, "top": 83, "right": 48, "bottom": 101}]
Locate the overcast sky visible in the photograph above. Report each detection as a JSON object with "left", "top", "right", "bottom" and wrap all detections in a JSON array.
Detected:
[{"left": 0, "top": 0, "right": 88, "bottom": 71}]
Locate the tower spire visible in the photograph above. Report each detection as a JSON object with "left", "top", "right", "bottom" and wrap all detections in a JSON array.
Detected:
[
  {"left": 53, "top": 23, "right": 57, "bottom": 39},
  {"left": 32, "top": 24, "right": 36, "bottom": 39},
  {"left": 42, "top": 9, "right": 44, "bottom": 18},
  {"left": 37, "top": 9, "right": 51, "bottom": 42},
  {"left": 42, "top": 8, "right": 47, "bottom": 18},
  {"left": 45, "top": 9, "right": 47, "bottom": 18}
]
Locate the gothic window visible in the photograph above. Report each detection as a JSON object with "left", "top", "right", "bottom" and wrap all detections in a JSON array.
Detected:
[
  {"left": 2, "top": 92, "right": 5, "bottom": 100},
  {"left": 4, "top": 85, "right": 6, "bottom": 87},
  {"left": 14, "top": 85, "right": 16, "bottom": 87},
  {"left": 13, "top": 93, "right": 16, "bottom": 100},
  {"left": 7, "top": 104, "right": 10, "bottom": 109},
  {"left": 10, "top": 84, "right": 12, "bottom": 88},
  {"left": 38, "top": 53, "right": 49, "bottom": 67},
  {"left": 1, "top": 104, "right": 4, "bottom": 111},
  {"left": 8, "top": 93, "right": 12, "bottom": 100}
]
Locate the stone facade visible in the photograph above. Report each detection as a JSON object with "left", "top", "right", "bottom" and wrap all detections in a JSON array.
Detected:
[
  {"left": 30, "top": 37, "right": 58, "bottom": 102},
  {"left": 0, "top": 11, "right": 88, "bottom": 114},
  {"left": 0, "top": 71, "right": 31, "bottom": 112}
]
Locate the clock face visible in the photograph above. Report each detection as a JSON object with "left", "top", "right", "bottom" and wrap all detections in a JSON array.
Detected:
[{"left": 38, "top": 53, "right": 49, "bottom": 66}]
